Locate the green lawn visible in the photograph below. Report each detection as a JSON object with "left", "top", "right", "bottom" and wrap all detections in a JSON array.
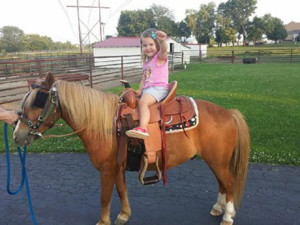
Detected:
[
  {"left": 171, "top": 64, "right": 300, "bottom": 165},
  {"left": 1, "top": 63, "right": 299, "bottom": 166}
]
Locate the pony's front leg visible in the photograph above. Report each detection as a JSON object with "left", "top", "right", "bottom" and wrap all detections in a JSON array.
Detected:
[
  {"left": 96, "top": 167, "right": 117, "bottom": 225},
  {"left": 114, "top": 167, "right": 131, "bottom": 225}
]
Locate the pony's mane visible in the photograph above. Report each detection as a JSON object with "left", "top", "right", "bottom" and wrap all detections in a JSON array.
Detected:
[{"left": 55, "top": 80, "right": 119, "bottom": 149}]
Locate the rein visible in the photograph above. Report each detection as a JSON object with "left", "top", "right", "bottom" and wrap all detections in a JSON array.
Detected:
[
  {"left": 4, "top": 123, "right": 37, "bottom": 225},
  {"left": 42, "top": 128, "right": 86, "bottom": 139}
]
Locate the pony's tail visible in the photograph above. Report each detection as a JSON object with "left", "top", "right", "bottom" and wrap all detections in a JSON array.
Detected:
[{"left": 229, "top": 109, "right": 250, "bottom": 208}]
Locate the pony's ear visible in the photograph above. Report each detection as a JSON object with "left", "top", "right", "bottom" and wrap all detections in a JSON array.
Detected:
[{"left": 44, "top": 72, "right": 55, "bottom": 88}]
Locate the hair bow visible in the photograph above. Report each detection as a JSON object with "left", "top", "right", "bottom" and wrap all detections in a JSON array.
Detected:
[{"left": 151, "top": 31, "right": 156, "bottom": 40}]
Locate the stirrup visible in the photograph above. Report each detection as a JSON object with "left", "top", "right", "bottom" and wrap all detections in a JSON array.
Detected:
[{"left": 138, "top": 154, "right": 161, "bottom": 185}]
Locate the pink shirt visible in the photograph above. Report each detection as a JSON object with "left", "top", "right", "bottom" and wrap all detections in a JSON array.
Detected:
[{"left": 143, "top": 53, "right": 169, "bottom": 89}]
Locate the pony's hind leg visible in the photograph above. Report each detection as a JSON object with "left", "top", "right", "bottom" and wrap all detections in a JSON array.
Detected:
[
  {"left": 210, "top": 166, "right": 236, "bottom": 225},
  {"left": 114, "top": 167, "right": 131, "bottom": 225},
  {"left": 210, "top": 182, "right": 226, "bottom": 217}
]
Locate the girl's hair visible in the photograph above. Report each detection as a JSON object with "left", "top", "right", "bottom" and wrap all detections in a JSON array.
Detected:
[{"left": 140, "top": 28, "right": 160, "bottom": 63}]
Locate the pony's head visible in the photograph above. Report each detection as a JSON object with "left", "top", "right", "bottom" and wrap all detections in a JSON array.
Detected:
[{"left": 13, "top": 72, "right": 60, "bottom": 146}]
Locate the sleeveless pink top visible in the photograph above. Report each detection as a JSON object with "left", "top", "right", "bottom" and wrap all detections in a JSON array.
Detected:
[{"left": 143, "top": 53, "right": 169, "bottom": 89}]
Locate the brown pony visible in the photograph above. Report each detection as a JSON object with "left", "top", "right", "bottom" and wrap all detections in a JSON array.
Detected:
[{"left": 13, "top": 72, "right": 249, "bottom": 225}]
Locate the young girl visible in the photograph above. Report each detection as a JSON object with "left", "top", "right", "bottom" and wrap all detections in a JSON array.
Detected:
[{"left": 126, "top": 28, "right": 169, "bottom": 139}]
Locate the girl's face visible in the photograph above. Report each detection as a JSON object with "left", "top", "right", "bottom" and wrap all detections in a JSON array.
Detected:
[{"left": 141, "top": 37, "right": 158, "bottom": 59}]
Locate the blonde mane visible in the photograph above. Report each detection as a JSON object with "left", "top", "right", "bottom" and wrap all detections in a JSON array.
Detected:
[{"left": 55, "top": 80, "right": 119, "bottom": 149}]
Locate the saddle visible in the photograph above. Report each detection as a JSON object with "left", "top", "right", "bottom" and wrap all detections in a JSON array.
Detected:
[{"left": 116, "top": 80, "right": 197, "bottom": 185}]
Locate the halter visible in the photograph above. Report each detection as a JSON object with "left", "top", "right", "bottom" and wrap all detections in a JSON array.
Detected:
[{"left": 18, "top": 83, "right": 61, "bottom": 138}]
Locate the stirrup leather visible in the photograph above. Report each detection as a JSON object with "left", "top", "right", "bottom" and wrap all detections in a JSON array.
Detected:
[{"left": 138, "top": 154, "right": 161, "bottom": 185}]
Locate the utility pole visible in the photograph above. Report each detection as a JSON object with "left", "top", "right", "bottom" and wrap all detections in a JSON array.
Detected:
[{"left": 67, "top": 0, "right": 109, "bottom": 54}]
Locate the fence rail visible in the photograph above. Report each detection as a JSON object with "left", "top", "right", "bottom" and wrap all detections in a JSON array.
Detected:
[{"left": 185, "top": 48, "right": 300, "bottom": 64}]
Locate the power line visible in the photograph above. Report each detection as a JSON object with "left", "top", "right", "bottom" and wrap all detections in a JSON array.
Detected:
[
  {"left": 67, "top": 0, "right": 110, "bottom": 54},
  {"left": 105, "top": 0, "right": 133, "bottom": 24},
  {"left": 57, "top": 0, "right": 77, "bottom": 40}
]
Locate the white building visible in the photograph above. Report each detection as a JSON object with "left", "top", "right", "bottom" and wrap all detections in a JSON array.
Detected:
[
  {"left": 92, "top": 37, "right": 190, "bottom": 67},
  {"left": 183, "top": 43, "right": 207, "bottom": 58}
]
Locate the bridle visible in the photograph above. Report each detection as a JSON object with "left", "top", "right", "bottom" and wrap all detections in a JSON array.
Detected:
[{"left": 18, "top": 83, "right": 61, "bottom": 138}]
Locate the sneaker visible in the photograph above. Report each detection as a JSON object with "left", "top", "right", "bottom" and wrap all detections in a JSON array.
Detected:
[{"left": 126, "top": 127, "right": 149, "bottom": 139}]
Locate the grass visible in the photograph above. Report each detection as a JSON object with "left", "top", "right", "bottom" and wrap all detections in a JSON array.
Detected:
[
  {"left": 1, "top": 63, "right": 299, "bottom": 166},
  {"left": 171, "top": 64, "right": 300, "bottom": 165},
  {"left": 208, "top": 44, "right": 300, "bottom": 57}
]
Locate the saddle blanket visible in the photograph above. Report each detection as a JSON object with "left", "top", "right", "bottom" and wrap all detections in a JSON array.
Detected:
[{"left": 164, "top": 97, "right": 199, "bottom": 134}]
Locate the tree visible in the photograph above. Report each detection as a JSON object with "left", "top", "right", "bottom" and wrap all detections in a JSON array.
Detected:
[
  {"left": 224, "top": 0, "right": 257, "bottom": 45},
  {"left": 215, "top": 3, "right": 237, "bottom": 46},
  {"left": 157, "top": 16, "right": 177, "bottom": 36},
  {"left": 263, "top": 15, "right": 287, "bottom": 43},
  {"left": 150, "top": 4, "right": 175, "bottom": 23},
  {"left": 0, "top": 26, "right": 24, "bottom": 52},
  {"left": 176, "top": 20, "right": 191, "bottom": 42},
  {"left": 246, "top": 16, "right": 265, "bottom": 45},
  {"left": 117, "top": 10, "right": 156, "bottom": 36},
  {"left": 22, "top": 34, "right": 54, "bottom": 51},
  {"left": 186, "top": 2, "right": 216, "bottom": 44}
]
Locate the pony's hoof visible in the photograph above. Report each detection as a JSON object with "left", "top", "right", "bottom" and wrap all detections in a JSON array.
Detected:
[
  {"left": 114, "top": 213, "right": 129, "bottom": 225},
  {"left": 220, "top": 220, "right": 233, "bottom": 225},
  {"left": 210, "top": 208, "right": 223, "bottom": 217}
]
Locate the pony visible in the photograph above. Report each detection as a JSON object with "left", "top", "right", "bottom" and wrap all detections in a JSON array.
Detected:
[{"left": 13, "top": 72, "right": 250, "bottom": 225}]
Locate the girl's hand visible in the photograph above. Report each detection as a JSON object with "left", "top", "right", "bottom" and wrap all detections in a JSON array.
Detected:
[
  {"left": 136, "top": 90, "right": 141, "bottom": 97},
  {"left": 1, "top": 111, "right": 19, "bottom": 124},
  {"left": 155, "top": 31, "right": 167, "bottom": 41}
]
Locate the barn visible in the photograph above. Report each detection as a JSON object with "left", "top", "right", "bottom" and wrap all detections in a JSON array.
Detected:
[{"left": 92, "top": 37, "right": 190, "bottom": 67}]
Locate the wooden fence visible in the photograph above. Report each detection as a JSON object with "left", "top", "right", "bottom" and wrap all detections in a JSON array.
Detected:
[
  {"left": 186, "top": 48, "right": 300, "bottom": 64},
  {"left": 0, "top": 52, "right": 184, "bottom": 105}
]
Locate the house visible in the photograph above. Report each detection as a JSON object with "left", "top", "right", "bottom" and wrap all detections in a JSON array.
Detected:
[
  {"left": 285, "top": 21, "right": 300, "bottom": 41},
  {"left": 92, "top": 37, "right": 190, "bottom": 67}
]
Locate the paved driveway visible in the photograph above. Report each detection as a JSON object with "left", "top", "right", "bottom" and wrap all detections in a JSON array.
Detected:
[{"left": 0, "top": 153, "right": 299, "bottom": 225}]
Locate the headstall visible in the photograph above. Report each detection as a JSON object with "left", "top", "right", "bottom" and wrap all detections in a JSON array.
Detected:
[{"left": 18, "top": 83, "right": 61, "bottom": 138}]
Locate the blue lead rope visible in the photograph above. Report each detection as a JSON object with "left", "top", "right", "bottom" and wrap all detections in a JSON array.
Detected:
[{"left": 4, "top": 123, "right": 37, "bottom": 225}]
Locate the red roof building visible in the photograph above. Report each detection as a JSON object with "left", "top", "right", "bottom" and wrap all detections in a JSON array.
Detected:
[{"left": 93, "top": 37, "right": 141, "bottom": 48}]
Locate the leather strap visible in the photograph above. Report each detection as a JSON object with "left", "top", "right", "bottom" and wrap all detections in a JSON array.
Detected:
[{"left": 160, "top": 105, "right": 167, "bottom": 185}]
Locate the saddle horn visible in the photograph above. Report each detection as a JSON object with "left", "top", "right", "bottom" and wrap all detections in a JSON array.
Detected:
[{"left": 120, "top": 79, "right": 131, "bottom": 88}]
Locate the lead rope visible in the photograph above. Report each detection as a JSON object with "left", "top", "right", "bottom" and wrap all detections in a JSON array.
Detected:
[{"left": 4, "top": 123, "right": 37, "bottom": 225}]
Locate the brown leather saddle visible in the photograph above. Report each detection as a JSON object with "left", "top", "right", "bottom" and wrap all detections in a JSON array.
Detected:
[{"left": 116, "top": 80, "right": 196, "bottom": 185}]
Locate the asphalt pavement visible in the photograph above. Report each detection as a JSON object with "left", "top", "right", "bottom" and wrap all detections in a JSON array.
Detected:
[{"left": 0, "top": 153, "right": 299, "bottom": 225}]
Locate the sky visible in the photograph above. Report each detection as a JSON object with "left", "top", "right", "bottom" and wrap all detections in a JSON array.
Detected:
[{"left": 0, "top": 0, "right": 299, "bottom": 44}]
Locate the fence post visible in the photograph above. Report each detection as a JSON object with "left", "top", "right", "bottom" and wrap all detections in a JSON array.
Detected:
[
  {"left": 231, "top": 50, "right": 234, "bottom": 63},
  {"left": 38, "top": 60, "right": 42, "bottom": 78},
  {"left": 290, "top": 49, "right": 293, "bottom": 63},
  {"left": 258, "top": 50, "right": 261, "bottom": 63},
  {"left": 121, "top": 56, "right": 124, "bottom": 80},
  {"left": 181, "top": 51, "right": 184, "bottom": 68},
  {"left": 89, "top": 57, "right": 93, "bottom": 88},
  {"left": 171, "top": 52, "right": 174, "bottom": 73},
  {"left": 199, "top": 49, "right": 202, "bottom": 63}
]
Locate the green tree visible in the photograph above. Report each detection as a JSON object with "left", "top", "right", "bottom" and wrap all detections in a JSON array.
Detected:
[
  {"left": 246, "top": 16, "right": 265, "bottom": 45},
  {"left": 22, "top": 34, "right": 54, "bottom": 51},
  {"left": 186, "top": 2, "right": 216, "bottom": 44},
  {"left": 263, "top": 15, "right": 287, "bottom": 43},
  {"left": 215, "top": 3, "right": 237, "bottom": 46},
  {"left": 157, "top": 16, "right": 177, "bottom": 36},
  {"left": 117, "top": 10, "right": 156, "bottom": 36},
  {"left": 176, "top": 20, "right": 192, "bottom": 42},
  {"left": 0, "top": 26, "right": 24, "bottom": 52},
  {"left": 150, "top": 4, "right": 175, "bottom": 23},
  {"left": 225, "top": 0, "right": 257, "bottom": 45}
]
